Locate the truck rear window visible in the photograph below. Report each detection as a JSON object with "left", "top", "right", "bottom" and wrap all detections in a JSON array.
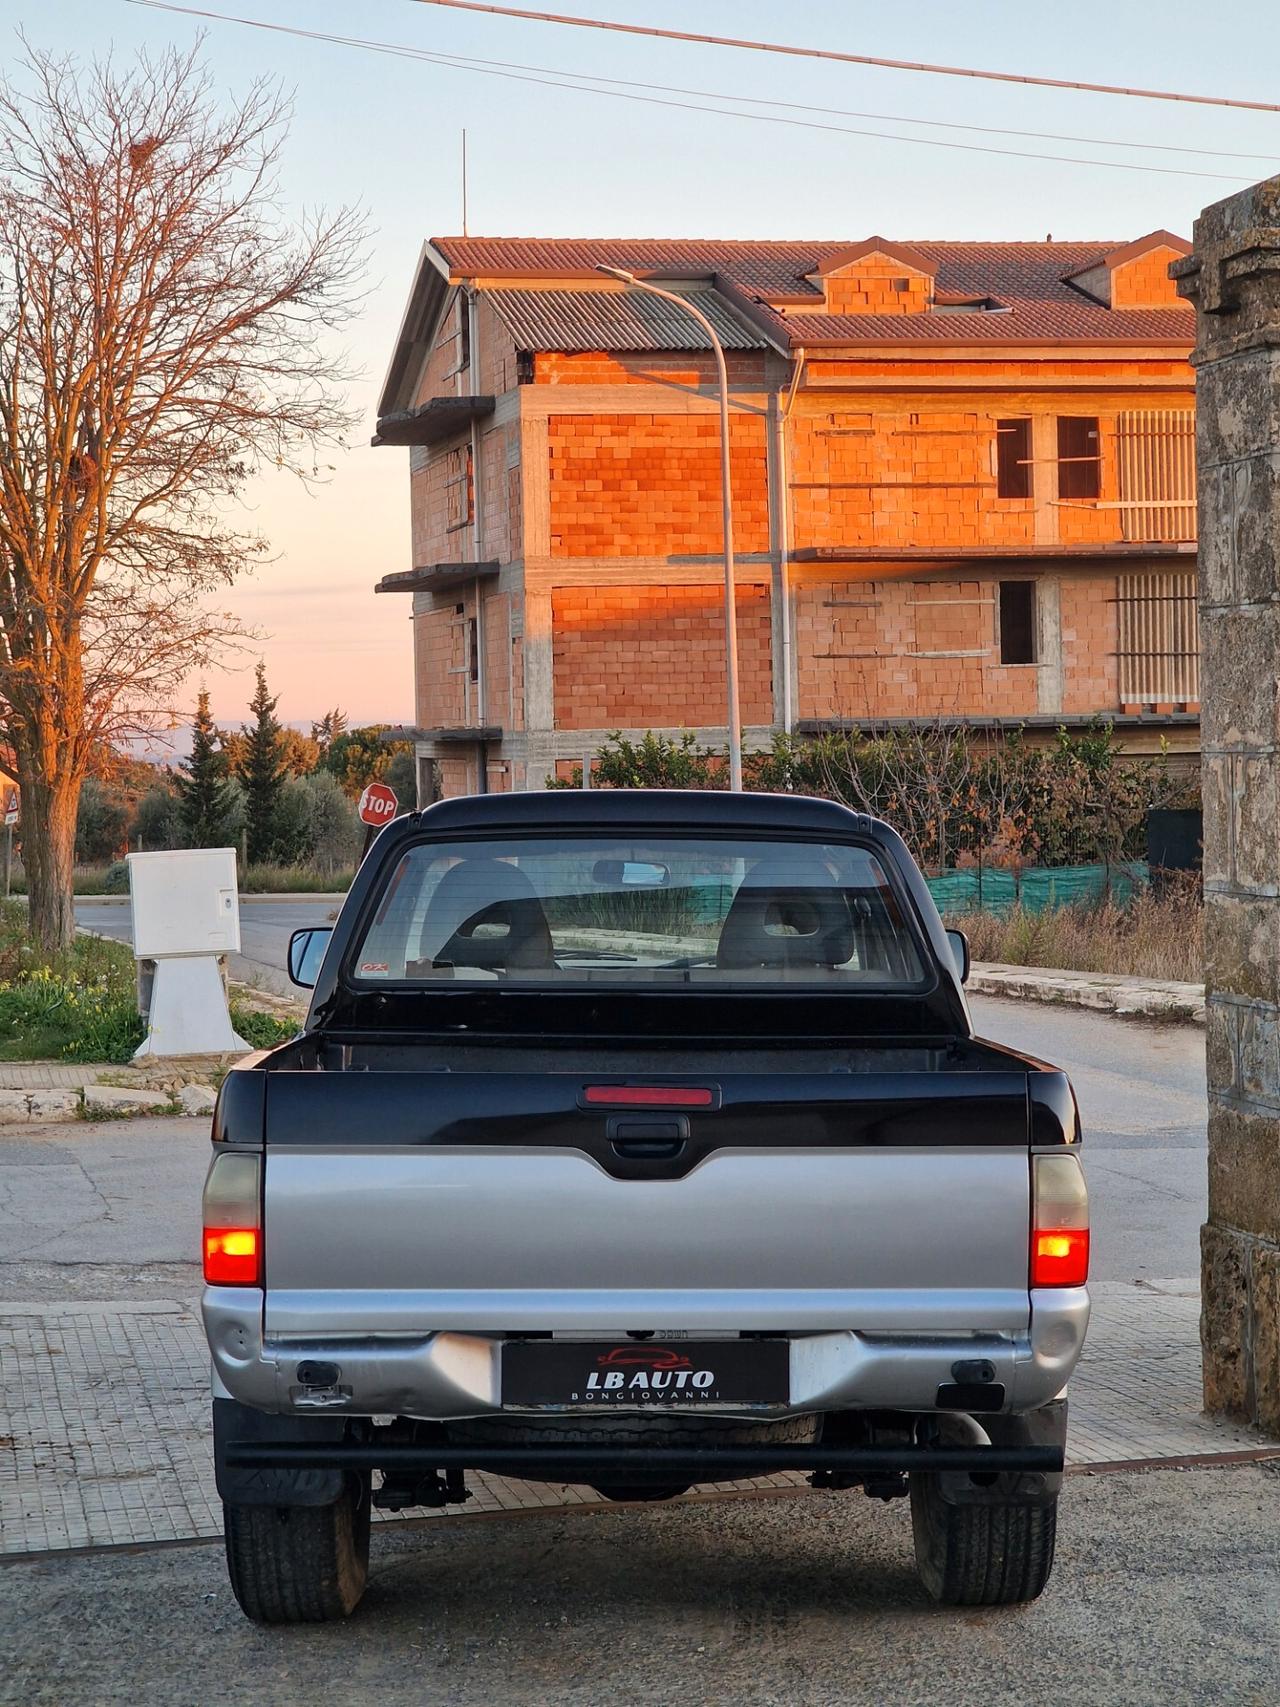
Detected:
[{"left": 350, "top": 835, "right": 926, "bottom": 987}]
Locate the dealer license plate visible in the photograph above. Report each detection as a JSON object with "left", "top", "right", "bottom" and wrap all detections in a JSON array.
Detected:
[{"left": 501, "top": 1340, "right": 790, "bottom": 1408}]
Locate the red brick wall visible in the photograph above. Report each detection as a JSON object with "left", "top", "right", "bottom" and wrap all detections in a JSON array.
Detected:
[
  {"left": 794, "top": 573, "right": 1041, "bottom": 721},
  {"left": 475, "top": 295, "right": 520, "bottom": 395},
  {"left": 804, "top": 359, "right": 1191, "bottom": 382},
  {"left": 478, "top": 422, "right": 520, "bottom": 564},
  {"left": 410, "top": 450, "right": 471, "bottom": 567},
  {"left": 1110, "top": 249, "right": 1184, "bottom": 310},
  {"left": 534, "top": 352, "right": 769, "bottom": 387},
  {"left": 437, "top": 758, "right": 474, "bottom": 798},
  {"left": 548, "top": 413, "right": 769, "bottom": 557},
  {"left": 551, "top": 584, "right": 773, "bottom": 728},
  {"left": 819, "top": 259, "right": 931, "bottom": 315},
  {"left": 1060, "top": 576, "right": 1117, "bottom": 712},
  {"left": 791, "top": 408, "right": 1038, "bottom": 553},
  {"left": 483, "top": 592, "right": 512, "bottom": 727},
  {"left": 414, "top": 602, "right": 468, "bottom": 728},
  {"left": 413, "top": 291, "right": 467, "bottom": 408}
]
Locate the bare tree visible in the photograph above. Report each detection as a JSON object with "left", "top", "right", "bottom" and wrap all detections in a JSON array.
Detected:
[{"left": 0, "top": 40, "right": 364, "bottom": 947}]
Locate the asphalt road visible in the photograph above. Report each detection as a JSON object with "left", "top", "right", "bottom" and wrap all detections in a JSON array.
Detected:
[
  {"left": 75, "top": 897, "right": 339, "bottom": 999},
  {"left": 3, "top": 1467, "right": 1277, "bottom": 1706}
]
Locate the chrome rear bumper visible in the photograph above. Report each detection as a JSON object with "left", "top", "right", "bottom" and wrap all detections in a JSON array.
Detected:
[{"left": 204, "top": 1287, "right": 1088, "bottom": 1419}]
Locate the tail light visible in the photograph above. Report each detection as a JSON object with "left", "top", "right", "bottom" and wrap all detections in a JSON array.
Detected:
[
  {"left": 203, "top": 1152, "right": 262, "bottom": 1286},
  {"left": 1032, "top": 1152, "right": 1089, "bottom": 1287}
]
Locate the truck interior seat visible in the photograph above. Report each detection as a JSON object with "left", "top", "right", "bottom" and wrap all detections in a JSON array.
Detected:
[
  {"left": 715, "top": 855, "right": 856, "bottom": 971},
  {"left": 413, "top": 858, "right": 555, "bottom": 973}
]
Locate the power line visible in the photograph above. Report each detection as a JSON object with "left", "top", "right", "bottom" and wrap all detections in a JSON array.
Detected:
[
  {"left": 126, "top": 2, "right": 1252, "bottom": 183},
  {"left": 514, "top": 68, "right": 1277, "bottom": 164},
  {"left": 406, "top": 0, "right": 1280, "bottom": 116}
]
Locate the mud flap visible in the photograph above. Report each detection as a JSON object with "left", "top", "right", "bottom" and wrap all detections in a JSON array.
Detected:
[
  {"left": 213, "top": 1398, "right": 347, "bottom": 1507},
  {"left": 933, "top": 1399, "right": 1066, "bottom": 1507}
]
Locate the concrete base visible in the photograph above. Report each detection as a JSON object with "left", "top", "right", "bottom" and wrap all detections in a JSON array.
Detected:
[{"left": 133, "top": 957, "right": 248, "bottom": 1060}]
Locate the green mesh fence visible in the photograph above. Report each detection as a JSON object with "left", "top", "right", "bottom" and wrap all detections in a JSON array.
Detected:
[{"left": 926, "top": 861, "right": 1150, "bottom": 918}]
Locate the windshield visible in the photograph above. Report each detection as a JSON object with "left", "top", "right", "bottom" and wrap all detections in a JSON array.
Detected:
[{"left": 350, "top": 834, "right": 926, "bottom": 988}]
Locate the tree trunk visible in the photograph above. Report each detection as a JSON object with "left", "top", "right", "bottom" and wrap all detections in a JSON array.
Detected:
[{"left": 16, "top": 752, "right": 81, "bottom": 954}]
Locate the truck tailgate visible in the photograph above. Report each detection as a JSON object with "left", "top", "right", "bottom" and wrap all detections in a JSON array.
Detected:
[{"left": 261, "top": 1069, "right": 1032, "bottom": 1336}]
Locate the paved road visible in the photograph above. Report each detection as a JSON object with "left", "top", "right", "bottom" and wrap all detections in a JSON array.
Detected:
[
  {"left": 968, "top": 997, "right": 1206, "bottom": 1283},
  {"left": 3, "top": 1466, "right": 1277, "bottom": 1706},
  {"left": 75, "top": 897, "right": 339, "bottom": 999}
]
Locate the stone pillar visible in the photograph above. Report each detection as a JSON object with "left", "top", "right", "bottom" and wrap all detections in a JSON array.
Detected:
[{"left": 1173, "top": 175, "right": 1280, "bottom": 1428}]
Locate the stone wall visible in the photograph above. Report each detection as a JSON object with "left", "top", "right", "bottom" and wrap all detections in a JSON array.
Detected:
[{"left": 1173, "top": 174, "right": 1280, "bottom": 1428}]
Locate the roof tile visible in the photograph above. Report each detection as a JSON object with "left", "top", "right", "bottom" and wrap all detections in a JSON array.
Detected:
[{"left": 436, "top": 236, "right": 1193, "bottom": 347}]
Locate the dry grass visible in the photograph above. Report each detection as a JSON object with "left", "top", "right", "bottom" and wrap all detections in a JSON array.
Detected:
[{"left": 949, "top": 877, "right": 1203, "bottom": 984}]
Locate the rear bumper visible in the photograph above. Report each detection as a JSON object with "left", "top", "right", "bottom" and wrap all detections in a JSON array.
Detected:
[{"left": 204, "top": 1286, "right": 1088, "bottom": 1419}]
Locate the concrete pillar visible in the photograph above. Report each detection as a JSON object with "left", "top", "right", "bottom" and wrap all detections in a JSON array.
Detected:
[{"left": 1173, "top": 175, "right": 1280, "bottom": 1427}]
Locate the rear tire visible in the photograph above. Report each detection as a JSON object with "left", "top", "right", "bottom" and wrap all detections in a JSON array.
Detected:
[
  {"left": 224, "top": 1474, "right": 371, "bottom": 1624},
  {"left": 910, "top": 1473, "right": 1056, "bottom": 1606}
]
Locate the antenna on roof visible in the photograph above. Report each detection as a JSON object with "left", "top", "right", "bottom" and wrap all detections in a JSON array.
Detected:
[{"left": 461, "top": 128, "right": 468, "bottom": 236}]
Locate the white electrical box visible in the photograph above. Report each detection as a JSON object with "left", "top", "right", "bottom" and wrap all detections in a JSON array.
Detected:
[{"left": 126, "top": 848, "right": 241, "bottom": 960}]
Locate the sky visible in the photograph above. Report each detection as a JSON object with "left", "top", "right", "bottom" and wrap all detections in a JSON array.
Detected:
[{"left": 7, "top": 0, "right": 1280, "bottom": 735}]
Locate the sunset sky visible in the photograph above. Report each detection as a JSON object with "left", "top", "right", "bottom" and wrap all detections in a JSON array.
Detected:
[{"left": 12, "top": 0, "right": 1280, "bottom": 734}]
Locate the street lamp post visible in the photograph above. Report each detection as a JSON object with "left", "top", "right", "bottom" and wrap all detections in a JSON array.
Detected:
[{"left": 596, "top": 265, "right": 743, "bottom": 791}]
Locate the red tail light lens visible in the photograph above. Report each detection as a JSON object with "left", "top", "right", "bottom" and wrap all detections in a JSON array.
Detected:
[
  {"left": 202, "top": 1152, "right": 261, "bottom": 1287},
  {"left": 1032, "top": 1228, "right": 1090, "bottom": 1287},
  {"left": 1032, "top": 1153, "right": 1089, "bottom": 1288},
  {"left": 584, "top": 1085, "right": 714, "bottom": 1108},
  {"left": 204, "top": 1228, "right": 261, "bottom": 1285}
]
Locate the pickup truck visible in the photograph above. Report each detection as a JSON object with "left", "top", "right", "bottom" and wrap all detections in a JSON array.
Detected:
[{"left": 202, "top": 789, "right": 1089, "bottom": 1623}]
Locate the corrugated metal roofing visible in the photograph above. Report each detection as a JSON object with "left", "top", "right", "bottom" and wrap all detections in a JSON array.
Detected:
[
  {"left": 484, "top": 287, "right": 769, "bottom": 353},
  {"left": 434, "top": 236, "right": 1193, "bottom": 349}
]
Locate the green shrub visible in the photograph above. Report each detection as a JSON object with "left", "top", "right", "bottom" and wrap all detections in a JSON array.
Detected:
[
  {"left": 0, "top": 904, "right": 143, "bottom": 1062},
  {"left": 230, "top": 1004, "right": 300, "bottom": 1050},
  {"left": 549, "top": 731, "right": 726, "bottom": 790},
  {"left": 560, "top": 723, "right": 1199, "bottom": 877},
  {"left": 102, "top": 861, "right": 130, "bottom": 894},
  {"left": 0, "top": 966, "right": 143, "bottom": 1063}
]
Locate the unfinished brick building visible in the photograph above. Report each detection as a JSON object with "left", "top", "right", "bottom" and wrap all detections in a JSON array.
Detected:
[{"left": 374, "top": 232, "right": 1197, "bottom": 797}]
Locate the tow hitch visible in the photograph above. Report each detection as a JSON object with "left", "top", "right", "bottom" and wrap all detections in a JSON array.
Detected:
[{"left": 373, "top": 1465, "right": 470, "bottom": 1512}]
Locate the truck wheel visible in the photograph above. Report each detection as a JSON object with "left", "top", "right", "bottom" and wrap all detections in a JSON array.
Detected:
[
  {"left": 909, "top": 1473, "right": 1056, "bottom": 1606},
  {"left": 223, "top": 1474, "right": 371, "bottom": 1624}
]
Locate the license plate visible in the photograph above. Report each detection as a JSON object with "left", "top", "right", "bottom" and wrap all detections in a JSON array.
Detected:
[{"left": 501, "top": 1340, "right": 789, "bottom": 1408}]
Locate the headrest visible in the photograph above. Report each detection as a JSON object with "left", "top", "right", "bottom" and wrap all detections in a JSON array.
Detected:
[
  {"left": 419, "top": 858, "right": 554, "bottom": 971},
  {"left": 716, "top": 853, "right": 855, "bottom": 970}
]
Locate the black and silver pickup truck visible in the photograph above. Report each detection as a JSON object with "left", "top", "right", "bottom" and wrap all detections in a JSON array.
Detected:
[{"left": 202, "top": 789, "right": 1089, "bottom": 1622}]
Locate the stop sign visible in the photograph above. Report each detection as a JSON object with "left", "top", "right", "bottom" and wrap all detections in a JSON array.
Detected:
[{"left": 358, "top": 781, "right": 399, "bottom": 827}]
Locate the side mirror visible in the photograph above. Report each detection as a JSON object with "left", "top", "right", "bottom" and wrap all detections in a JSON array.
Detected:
[
  {"left": 945, "top": 928, "right": 971, "bottom": 985},
  {"left": 288, "top": 926, "right": 333, "bottom": 989}
]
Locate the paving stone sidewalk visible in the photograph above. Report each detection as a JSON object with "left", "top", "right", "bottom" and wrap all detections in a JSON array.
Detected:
[{"left": 3, "top": 1280, "right": 1275, "bottom": 1557}]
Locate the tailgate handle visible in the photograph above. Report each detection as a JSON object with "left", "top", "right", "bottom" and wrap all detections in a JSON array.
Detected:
[{"left": 607, "top": 1115, "right": 689, "bottom": 1159}]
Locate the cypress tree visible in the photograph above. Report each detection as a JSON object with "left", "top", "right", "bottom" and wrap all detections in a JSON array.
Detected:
[
  {"left": 241, "top": 662, "right": 285, "bottom": 865},
  {"left": 177, "top": 689, "right": 238, "bottom": 848}
]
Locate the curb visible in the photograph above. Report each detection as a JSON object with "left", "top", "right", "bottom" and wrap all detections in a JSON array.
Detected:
[
  {"left": 970, "top": 962, "right": 1205, "bottom": 1025},
  {"left": 69, "top": 892, "right": 348, "bottom": 907}
]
